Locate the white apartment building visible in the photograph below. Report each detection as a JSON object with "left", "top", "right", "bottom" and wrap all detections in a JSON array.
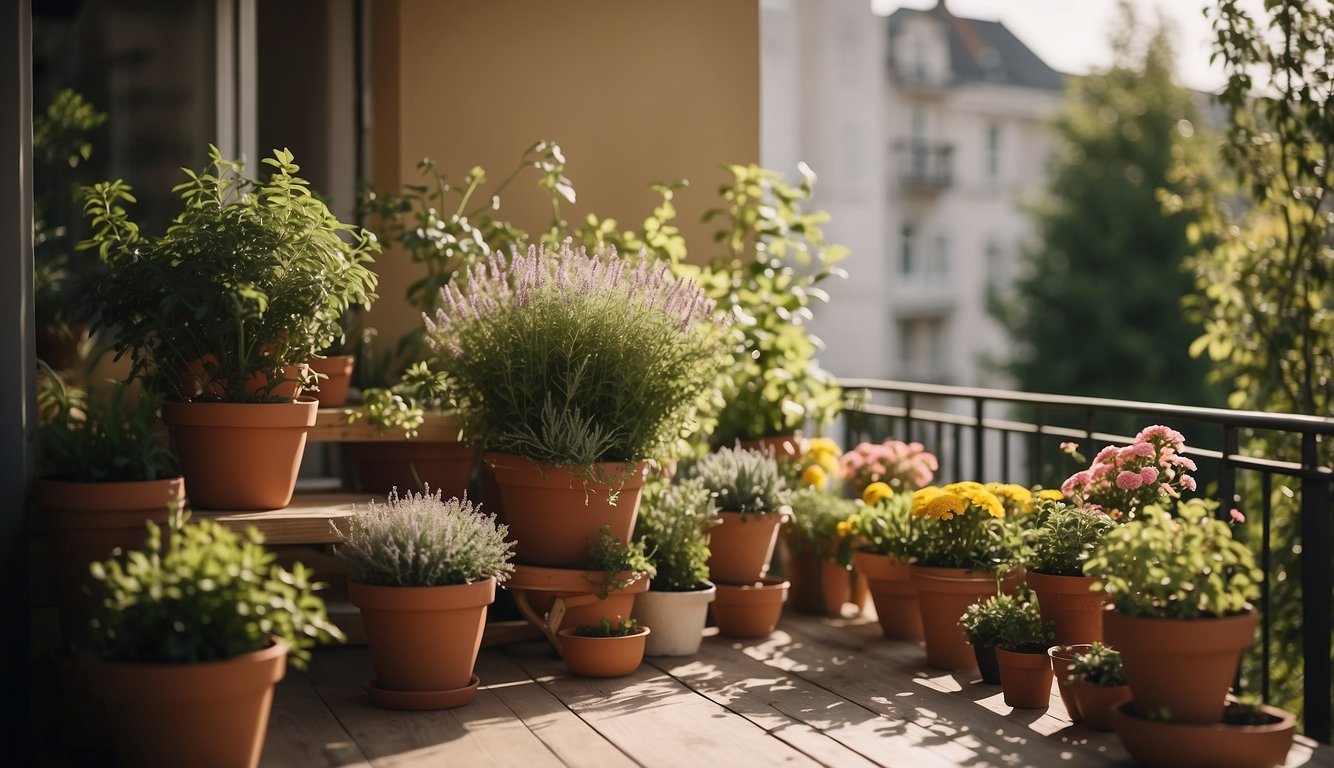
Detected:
[{"left": 762, "top": 0, "right": 1065, "bottom": 387}]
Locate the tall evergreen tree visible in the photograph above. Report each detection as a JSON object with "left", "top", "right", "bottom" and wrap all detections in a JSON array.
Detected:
[{"left": 992, "top": 6, "right": 1221, "bottom": 407}]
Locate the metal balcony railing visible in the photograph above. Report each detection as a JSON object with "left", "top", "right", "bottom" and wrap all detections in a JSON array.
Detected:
[
  {"left": 894, "top": 141, "right": 953, "bottom": 192},
  {"left": 837, "top": 377, "right": 1334, "bottom": 742}
]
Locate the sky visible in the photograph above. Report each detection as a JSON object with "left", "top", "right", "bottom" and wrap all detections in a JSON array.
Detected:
[{"left": 872, "top": 0, "right": 1234, "bottom": 92}]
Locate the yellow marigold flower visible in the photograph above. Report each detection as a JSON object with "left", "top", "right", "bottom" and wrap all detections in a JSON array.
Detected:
[
  {"left": 815, "top": 451, "right": 840, "bottom": 475},
  {"left": 800, "top": 464, "right": 828, "bottom": 489},
  {"left": 952, "top": 485, "right": 1005, "bottom": 519},
  {"left": 1038, "top": 488, "right": 1064, "bottom": 501},
  {"left": 986, "top": 482, "right": 1034, "bottom": 513},
  {"left": 835, "top": 519, "right": 855, "bottom": 538},
  {"left": 911, "top": 486, "right": 946, "bottom": 516},
  {"left": 920, "top": 492, "right": 967, "bottom": 521},
  {"left": 805, "top": 437, "right": 841, "bottom": 458},
  {"left": 943, "top": 481, "right": 987, "bottom": 494},
  {"left": 862, "top": 481, "right": 893, "bottom": 506}
]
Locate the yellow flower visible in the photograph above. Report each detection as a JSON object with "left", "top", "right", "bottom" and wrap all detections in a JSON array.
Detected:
[
  {"left": 835, "top": 519, "right": 855, "bottom": 538},
  {"left": 1038, "top": 488, "right": 1064, "bottom": 501},
  {"left": 805, "top": 437, "right": 841, "bottom": 458},
  {"left": 946, "top": 483, "right": 1005, "bottom": 519},
  {"left": 800, "top": 464, "right": 828, "bottom": 489},
  {"left": 911, "top": 486, "right": 945, "bottom": 515},
  {"left": 920, "top": 492, "right": 967, "bottom": 521},
  {"left": 815, "top": 451, "right": 840, "bottom": 475},
  {"left": 986, "top": 482, "right": 1034, "bottom": 514},
  {"left": 862, "top": 481, "right": 893, "bottom": 506}
]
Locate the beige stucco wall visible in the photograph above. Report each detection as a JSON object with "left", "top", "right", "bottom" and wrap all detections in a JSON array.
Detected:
[{"left": 367, "top": 0, "right": 761, "bottom": 345}]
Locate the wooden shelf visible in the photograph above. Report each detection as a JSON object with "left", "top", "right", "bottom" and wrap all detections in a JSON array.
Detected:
[
  {"left": 308, "top": 408, "right": 464, "bottom": 443},
  {"left": 202, "top": 492, "right": 370, "bottom": 544}
]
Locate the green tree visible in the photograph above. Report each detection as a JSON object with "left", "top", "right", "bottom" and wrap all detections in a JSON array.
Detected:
[{"left": 994, "top": 6, "right": 1222, "bottom": 408}]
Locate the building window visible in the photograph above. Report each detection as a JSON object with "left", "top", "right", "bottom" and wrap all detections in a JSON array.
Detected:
[
  {"left": 899, "top": 224, "right": 917, "bottom": 275},
  {"left": 898, "top": 317, "right": 948, "bottom": 380},
  {"left": 986, "top": 122, "right": 1002, "bottom": 181},
  {"left": 932, "top": 234, "right": 949, "bottom": 278}
]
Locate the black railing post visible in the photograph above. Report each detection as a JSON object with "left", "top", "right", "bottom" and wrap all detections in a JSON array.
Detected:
[
  {"left": 1300, "top": 432, "right": 1331, "bottom": 743},
  {"left": 904, "top": 392, "right": 915, "bottom": 442},
  {"left": 973, "top": 398, "right": 985, "bottom": 481}
]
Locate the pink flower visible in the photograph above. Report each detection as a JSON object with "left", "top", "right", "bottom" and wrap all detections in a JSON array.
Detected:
[
  {"left": 1139, "top": 466, "right": 1159, "bottom": 484},
  {"left": 1094, "top": 446, "right": 1119, "bottom": 465},
  {"left": 1131, "top": 441, "right": 1156, "bottom": 458},
  {"left": 1181, "top": 475, "right": 1197, "bottom": 492},
  {"left": 1060, "top": 441, "right": 1079, "bottom": 454},
  {"left": 1116, "top": 470, "right": 1144, "bottom": 490},
  {"left": 1230, "top": 508, "right": 1246, "bottom": 524}
]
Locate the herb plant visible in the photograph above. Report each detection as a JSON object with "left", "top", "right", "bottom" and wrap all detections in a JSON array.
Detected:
[
  {"left": 635, "top": 479, "right": 720, "bottom": 591},
  {"left": 961, "top": 590, "right": 1053, "bottom": 652},
  {"left": 1069, "top": 642, "right": 1127, "bottom": 687},
  {"left": 350, "top": 361, "right": 451, "bottom": 439},
  {"left": 573, "top": 618, "right": 641, "bottom": 638},
  {"left": 587, "top": 525, "right": 656, "bottom": 600},
  {"left": 334, "top": 487, "right": 515, "bottom": 588},
  {"left": 690, "top": 446, "right": 792, "bottom": 516},
  {"left": 1025, "top": 500, "right": 1117, "bottom": 576},
  {"left": 87, "top": 506, "right": 343, "bottom": 668}
]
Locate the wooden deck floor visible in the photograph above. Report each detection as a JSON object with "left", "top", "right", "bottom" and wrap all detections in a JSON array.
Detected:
[{"left": 260, "top": 611, "right": 1334, "bottom": 768}]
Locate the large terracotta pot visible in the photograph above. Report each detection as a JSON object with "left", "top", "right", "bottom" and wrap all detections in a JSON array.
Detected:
[
  {"left": 1110, "top": 701, "right": 1295, "bottom": 768},
  {"left": 712, "top": 577, "right": 789, "bottom": 638},
  {"left": 1103, "top": 608, "right": 1257, "bottom": 724},
  {"left": 307, "top": 354, "right": 355, "bottom": 407},
  {"left": 85, "top": 638, "right": 287, "bottom": 768},
  {"left": 506, "top": 564, "right": 650, "bottom": 641},
  {"left": 633, "top": 584, "right": 716, "bottom": 657},
  {"left": 163, "top": 397, "right": 318, "bottom": 510},
  {"left": 1071, "top": 679, "right": 1130, "bottom": 731},
  {"left": 853, "top": 550, "right": 922, "bottom": 640},
  {"left": 910, "top": 566, "right": 1020, "bottom": 671},
  {"left": 36, "top": 477, "right": 183, "bottom": 641},
  {"left": 487, "top": 453, "right": 648, "bottom": 568},
  {"left": 707, "top": 511, "right": 787, "bottom": 584},
  {"left": 348, "top": 577, "right": 495, "bottom": 710},
  {"left": 780, "top": 538, "right": 868, "bottom": 616},
  {"left": 347, "top": 441, "right": 477, "bottom": 499},
  {"left": 995, "top": 647, "right": 1053, "bottom": 709},
  {"left": 1047, "top": 643, "right": 1094, "bottom": 723},
  {"left": 1027, "top": 571, "right": 1105, "bottom": 645},
  {"left": 557, "top": 627, "right": 650, "bottom": 678}
]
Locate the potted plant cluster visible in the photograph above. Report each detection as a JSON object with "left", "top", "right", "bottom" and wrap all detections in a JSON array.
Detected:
[
  {"left": 79, "top": 146, "right": 379, "bottom": 510},
  {"left": 1024, "top": 498, "right": 1117, "bottom": 644},
  {"left": 1066, "top": 641, "right": 1130, "bottom": 731},
  {"left": 82, "top": 506, "right": 343, "bottom": 768},
  {"left": 960, "top": 591, "right": 1019, "bottom": 685},
  {"left": 334, "top": 487, "right": 515, "bottom": 710},
  {"left": 633, "top": 479, "right": 720, "bottom": 656},
  {"left": 558, "top": 618, "right": 651, "bottom": 678},
  {"left": 850, "top": 482, "right": 923, "bottom": 640}
]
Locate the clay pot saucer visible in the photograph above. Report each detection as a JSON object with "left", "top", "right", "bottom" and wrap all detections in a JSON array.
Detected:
[{"left": 362, "top": 674, "right": 480, "bottom": 711}]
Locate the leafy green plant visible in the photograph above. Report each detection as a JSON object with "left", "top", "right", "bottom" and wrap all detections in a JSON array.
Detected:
[
  {"left": 1083, "top": 498, "right": 1261, "bottom": 619},
  {"left": 572, "top": 617, "right": 641, "bottom": 638},
  {"left": 1069, "top": 642, "right": 1127, "bottom": 687},
  {"left": 1025, "top": 499, "right": 1117, "bottom": 576},
  {"left": 786, "top": 487, "right": 859, "bottom": 567},
  {"left": 851, "top": 488, "right": 918, "bottom": 561},
  {"left": 635, "top": 478, "right": 720, "bottom": 591},
  {"left": 86, "top": 506, "right": 343, "bottom": 668},
  {"left": 36, "top": 361, "right": 176, "bottom": 482},
  {"left": 690, "top": 446, "right": 791, "bottom": 516},
  {"left": 960, "top": 589, "right": 1053, "bottom": 652},
  {"left": 425, "top": 241, "right": 733, "bottom": 465},
  {"left": 78, "top": 146, "right": 379, "bottom": 402},
  {"left": 350, "top": 361, "right": 451, "bottom": 439},
  {"left": 333, "top": 487, "right": 515, "bottom": 587},
  {"left": 586, "top": 525, "right": 656, "bottom": 600}
]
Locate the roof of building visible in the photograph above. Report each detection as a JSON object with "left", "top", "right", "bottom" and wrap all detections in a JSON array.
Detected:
[{"left": 886, "top": 1, "right": 1064, "bottom": 91}]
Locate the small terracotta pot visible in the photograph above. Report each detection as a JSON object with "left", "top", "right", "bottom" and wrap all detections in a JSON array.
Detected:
[
  {"left": 347, "top": 441, "right": 477, "bottom": 498},
  {"left": 1027, "top": 571, "right": 1105, "bottom": 645},
  {"left": 557, "top": 627, "right": 650, "bottom": 677},
  {"left": 307, "top": 354, "right": 355, "bottom": 407},
  {"left": 1047, "top": 644, "right": 1094, "bottom": 723},
  {"left": 1110, "top": 701, "right": 1295, "bottom": 768},
  {"left": 995, "top": 647, "right": 1054, "bottom": 709},
  {"left": 707, "top": 511, "right": 787, "bottom": 584},
  {"left": 1104, "top": 608, "right": 1257, "bottom": 724},
  {"left": 348, "top": 577, "right": 496, "bottom": 708},
  {"left": 910, "top": 566, "right": 1021, "bottom": 671},
  {"left": 506, "top": 563, "right": 650, "bottom": 638},
  {"left": 85, "top": 638, "right": 287, "bottom": 768},
  {"left": 853, "top": 550, "right": 922, "bottom": 640},
  {"left": 633, "top": 583, "right": 716, "bottom": 657},
  {"left": 712, "top": 577, "right": 789, "bottom": 638},
  {"left": 1071, "top": 679, "right": 1130, "bottom": 731},
  {"left": 163, "top": 397, "right": 318, "bottom": 510},
  {"left": 973, "top": 643, "right": 1001, "bottom": 684},
  {"left": 487, "top": 453, "right": 649, "bottom": 568}
]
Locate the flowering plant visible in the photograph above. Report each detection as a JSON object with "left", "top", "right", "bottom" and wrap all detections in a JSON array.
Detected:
[
  {"left": 1060, "top": 425, "right": 1198, "bottom": 518},
  {"left": 425, "top": 242, "right": 732, "bottom": 465},
  {"left": 849, "top": 486, "right": 918, "bottom": 561},
  {"left": 796, "top": 436, "right": 842, "bottom": 490},
  {"left": 1082, "top": 498, "right": 1261, "bottom": 619},
  {"left": 839, "top": 439, "right": 937, "bottom": 493},
  {"left": 909, "top": 481, "right": 1019, "bottom": 570}
]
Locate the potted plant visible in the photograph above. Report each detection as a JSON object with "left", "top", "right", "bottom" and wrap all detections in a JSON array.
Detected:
[
  {"left": 424, "top": 241, "right": 732, "bottom": 568},
  {"left": 850, "top": 482, "right": 923, "bottom": 640},
  {"left": 632, "top": 479, "right": 720, "bottom": 656},
  {"left": 1067, "top": 642, "right": 1130, "bottom": 730},
  {"left": 78, "top": 146, "right": 379, "bottom": 510},
  {"left": 907, "top": 482, "right": 1023, "bottom": 671},
  {"left": 691, "top": 445, "right": 792, "bottom": 583},
  {"left": 1084, "top": 497, "right": 1262, "bottom": 724},
  {"left": 1059, "top": 426, "right": 1199, "bottom": 519},
  {"left": 82, "top": 506, "right": 343, "bottom": 768},
  {"left": 557, "top": 618, "right": 651, "bottom": 678},
  {"left": 1110, "top": 696, "right": 1295, "bottom": 768},
  {"left": 960, "top": 591, "right": 1023, "bottom": 685},
  {"left": 984, "top": 591, "right": 1057, "bottom": 709},
  {"left": 1047, "top": 643, "right": 1094, "bottom": 723},
  {"left": 335, "top": 488, "right": 514, "bottom": 710},
  {"left": 1024, "top": 499, "right": 1117, "bottom": 644},
  {"left": 839, "top": 439, "right": 938, "bottom": 497},
  {"left": 782, "top": 486, "right": 865, "bottom": 616}
]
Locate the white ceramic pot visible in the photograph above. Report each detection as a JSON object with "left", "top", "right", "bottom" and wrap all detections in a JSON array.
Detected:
[{"left": 632, "top": 583, "right": 717, "bottom": 656}]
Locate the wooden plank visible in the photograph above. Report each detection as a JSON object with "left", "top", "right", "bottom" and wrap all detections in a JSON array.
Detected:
[
  {"left": 504, "top": 640, "right": 820, "bottom": 768},
  {"left": 261, "top": 668, "right": 373, "bottom": 768},
  {"left": 308, "top": 409, "right": 463, "bottom": 444},
  {"left": 203, "top": 492, "right": 370, "bottom": 544}
]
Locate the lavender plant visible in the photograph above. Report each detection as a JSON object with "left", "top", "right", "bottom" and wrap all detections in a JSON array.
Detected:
[
  {"left": 333, "top": 487, "right": 515, "bottom": 587},
  {"left": 690, "top": 446, "right": 792, "bottom": 516},
  {"left": 425, "top": 241, "right": 732, "bottom": 465}
]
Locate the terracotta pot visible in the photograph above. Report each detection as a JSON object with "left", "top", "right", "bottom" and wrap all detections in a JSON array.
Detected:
[
  {"left": 712, "top": 577, "right": 789, "bottom": 638},
  {"left": 85, "top": 638, "right": 287, "bottom": 768},
  {"left": 973, "top": 643, "right": 1001, "bottom": 684},
  {"left": 910, "top": 566, "right": 1020, "bottom": 671},
  {"left": 36, "top": 321, "right": 90, "bottom": 371},
  {"left": 348, "top": 577, "right": 495, "bottom": 709},
  {"left": 506, "top": 563, "right": 650, "bottom": 636},
  {"left": 707, "top": 511, "right": 787, "bottom": 583},
  {"left": 1110, "top": 701, "right": 1295, "bottom": 768},
  {"left": 736, "top": 434, "right": 800, "bottom": 460},
  {"left": 1071, "top": 679, "right": 1130, "bottom": 731},
  {"left": 163, "top": 397, "right": 318, "bottom": 510},
  {"left": 995, "top": 647, "right": 1054, "bottom": 709},
  {"left": 1048, "top": 643, "right": 1094, "bottom": 723},
  {"left": 1103, "top": 608, "right": 1257, "bottom": 724},
  {"left": 347, "top": 441, "right": 477, "bottom": 499},
  {"left": 307, "top": 354, "right": 355, "bottom": 407},
  {"left": 557, "top": 627, "right": 650, "bottom": 677},
  {"left": 487, "top": 453, "right": 649, "bottom": 568},
  {"left": 853, "top": 550, "right": 922, "bottom": 640},
  {"left": 1027, "top": 571, "right": 1105, "bottom": 645},
  {"left": 37, "top": 477, "right": 183, "bottom": 641},
  {"left": 780, "top": 538, "right": 867, "bottom": 616},
  {"left": 182, "top": 357, "right": 308, "bottom": 401},
  {"left": 633, "top": 583, "right": 716, "bottom": 656}
]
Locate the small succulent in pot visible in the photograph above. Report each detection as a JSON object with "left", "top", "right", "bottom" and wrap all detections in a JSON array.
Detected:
[
  {"left": 690, "top": 445, "right": 792, "bottom": 518},
  {"left": 635, "top": 479, "right": 719, "bottom": 592},
  {"left": 1069, "top": 642, "right": 1127, "bottom": 687}
]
